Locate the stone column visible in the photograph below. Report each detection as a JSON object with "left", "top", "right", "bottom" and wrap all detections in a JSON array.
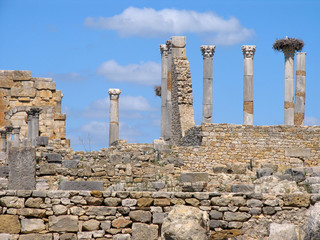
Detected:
[
  {"left": 13, "top": 126, "right": 20, "bottom": 147},
  {"left": 32, "top": 108, "right": 41, "bottom": 146},
  {"left": 160, "top": 44, "right": 169, "bottom": 139},
  {"left": 108, "top": 89, "right": 121, "bottom": 146},
  {"left": 201, "top": 45, "right": 216, "bottom": 123},
  {"left": 165, "top": 40, "right": 173, "bottom": 141},
  {"left": 241, "top": 45, "right": 256, "bottom": 125},
  {"left": 283, "top": 47, "right": 295, "bottom": 125},
  {"left": 5, "top": 126, "right": 13, "bottom": 154},
  {"left": 27, "top": 111, "right": 33, "bottom": 141},
  {"left": 294, "top": 52, "right": 306, "bottom": 126},
  {"left": 0, "top": 130, "right": 6, "bottom": 160}
]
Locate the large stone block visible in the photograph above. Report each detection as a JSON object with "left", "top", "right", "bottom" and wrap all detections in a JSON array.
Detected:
[
  {"left": 0, "top": 166, "right": 8, "bottom": 177},
  {"left": 48, "top": 215, "right": 78, "bottom": 232},
  {"left": 58, "top": 181, "right": 104, "bottom": 191},
  {"left": 45, "top": 153, "right": 62, "bottom": 163},
  {"left": 19, "top": 234, "right": 52, "bottom": 240},
  {"left": 0, "top": 215, "right": 21, "bottom": 233},
  {"left": 269, "top": 223, "right": 297, "bottom": 240},
  {"left": 285, "top": 148, "right": 311, "bottom": 158},
  {"left": 8, "top": 147, "right": 36, "bottom": 190},
  {"left": 10, "top": 87, "right": 36, "bottom": 97},
  {"left": 132, "top": 223, "right": 158, "bottom": 240},
  {"left": 36, "top": 136, "right": 49, "bottom": 146},
  {"left": 35, "top": 81, "right": 56, "bottom": 90},
  {"left": 0, "top": 76, "right": 14, "bottom": 88},
  {"left": 283, "top": 193, "right": 310, "bottom": 207},
  {"left": 86, "top": 206, "right": 116, "bottom": 216},
  {"left": 12, "top": 70, "right": 31, "bottom": 80},
  {"left": 180, "top": 172, "right": 208, "bottom": 183},
  {"left": 63, "top": 160, "right": 79, "bottom": 169},
  {"left": 21, "top": 219, "right": 45, "bottom": 233}
]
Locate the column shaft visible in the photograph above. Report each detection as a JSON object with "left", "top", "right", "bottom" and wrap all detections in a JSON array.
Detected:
[
  {"left": 160, "top": 44, "right": 168, "bottom": 139},
  {"left": 13, "top": 127, "right": 20, "bottom": 147},
  {"left": 294, "top": 52, "right": 306, "bottom": 126},
  {"left": 0, "top": 130, "right": 6, "bottom": 160},
  {"left": 165, "top": 40, "right": 173, "bottom": 141},
  {"left": 242, "top": 45, "right": 256, "bottom": 125},
  {"left": 284, "top": 49, "right": 295, "bottom": 125},
  {"left": 108, "top": 89, "right": 121, "bottom": 146},
  {"left": 201, "top": 45, "right": 215, "bottom": 123}
]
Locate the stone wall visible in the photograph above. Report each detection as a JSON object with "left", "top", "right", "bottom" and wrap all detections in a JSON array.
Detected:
[
  {"left": 0, "top": 190, "right": 317, "bottom": 239},
  {"left": 0, "top": 70, "right": 69, "bottom": 147}
]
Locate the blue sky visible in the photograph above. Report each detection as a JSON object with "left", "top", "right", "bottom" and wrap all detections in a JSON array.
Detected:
[{"left": 1, "top": 0, "right": 319, "bottom": 151}]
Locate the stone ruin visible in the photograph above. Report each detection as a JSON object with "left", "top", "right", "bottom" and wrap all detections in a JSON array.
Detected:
[{"left": 0, "top": 36, "right": 319, "bottom": 239}]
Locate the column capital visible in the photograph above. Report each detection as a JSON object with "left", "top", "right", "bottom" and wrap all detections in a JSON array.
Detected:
[
  {"left": 27, "top": 107, "right": 41, "bottom": 116},
  {"left": 166, "top": 40, "right": 172, "bottom": 54},
  {"left": 108, "top": 89, "right": 121, "bottom": 98},
  {"left": 160, "top": 44, "right": 169, "bottom": 57},
  {"left": 241, "top": 45, "right": 256, "bottom": 58},
  {"left": 13, "top": 126, "right": 21, "bottom": 134},
  {"left": 0, "top": 130, "right": 6, "bottom": 137},
  {"left": 201, "top": 45, "right": 216, "bottom": 58}
]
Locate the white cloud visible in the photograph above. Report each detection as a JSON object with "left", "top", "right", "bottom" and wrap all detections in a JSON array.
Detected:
[
  {"left": 84, "top": 7, "right": 254, "bottom": 45},
  {"left": 97, "top": 60, "right": 160, "bottom": 86},
  {"left": 305, "top": 116, "right": 320, "bottom": 126},
  {"left": 81, "top": 95, "right": 155, "bottom": 119}
]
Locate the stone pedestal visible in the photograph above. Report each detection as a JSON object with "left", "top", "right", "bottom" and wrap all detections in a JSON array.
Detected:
[
  {"left": 294, "top": 52, "right": 306, "bottom": 126},
  {"left": 201, "top": 45, "right": 216, "bottom": 123},
  {"left": 108, "top": 89, "right": 121, "bottom": 146},
  {"left": 8, "top": 147, "right": 36, "bottom": 190},
  {"left": 241, "top": 45, "right": 256, "bottom": 125},
  {"left": 283, "top": 47, "right": 295, "bottom": 125},
  {"left": 160, "top": 44, "right": 169, "bottom": 139}
]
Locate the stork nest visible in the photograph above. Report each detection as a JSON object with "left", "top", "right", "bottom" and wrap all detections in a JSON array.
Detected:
[
  {"left": 154, "top": 85, "right": 161, "bottom": 97},
  {"left": 273, "top": 38, "right": 304, "bottom": 52}
]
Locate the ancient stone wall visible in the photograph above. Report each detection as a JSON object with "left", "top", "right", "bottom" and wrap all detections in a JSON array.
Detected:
[
  {"left": 0, "top": 70, "right": 69, "bottom": 147},
  {"left": 171, "top": 50, "right": 195, "bottom": 145},
  {"left": 0, "top": 190, "right": 316, "bottom": 239}
]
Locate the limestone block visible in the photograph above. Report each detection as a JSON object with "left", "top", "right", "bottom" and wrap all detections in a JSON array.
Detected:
[
  {"left": 85, "top": 206, "right": 117, "bottom": 216},
  {"left": 38, "top": 90, "right": 53, "bottom": 99},
  {"left": 129, "top": 210, "right": 151, "bottom": 223},
  {"left": 21, "top": 219, "right": 45, "bottom": 233},
  {"left": 180, "top": 172, "right": 208, "bottom": 183},
  {"left": 285, "top": 148, "right": 311, "bottom": 158},
  {"left": 104, "top": 197, "right": 121, "bottom": 207},
  {"left": 0, "top": 215, "right": 21, "bottom": 233},
  {"left": 122, "top": 198, "right": 137, "bottom": 207},
  {"left": 62, "top": 160, "right": 79, "bottom": 169},
  {"left": 132, "top": 223, "right": 158, "bottom": 240},
  {"left": 19, "top": 234, "right": 52, "bottom": 240},
  {"left": 113, "top": 234, "right": 131, "bottom": 240},
  {"left": 45, "top": 153, "right": 62, "bottom": 163},
  {"left": 58, "top": 181, "right": 104, "bottom": 191},
  {"left": 112, "top": 217, "right": 132, "bottom": 228},
  {"left": 11, "top": 71, "right": 31, "bottom": 80},
  {"left": 0, "top": 166, "right": 9, "bottom": 177},
  {"left": 0, "top": 233, "right": 12, "bottom": 240},
  {"left": 0, "top": 76, "right": 14, "bottom": 88},
  {"left": 16, "top": 208, "right": 46, "bottom": 218},
  {"left": 256, "top": 168, "right": 273, "bottom": 178},
  {"left": 283, "top": 193, "right": 310, "bottom": 207},
  {"left": 10, "top": 87, "right": 36, "bottom": 97},
  {"left": 21, "top": 81, "right": 34, "bottom": 88},
  {"left": 39, "top": 164, "right": 57, "bottom": 175},
  {"left": 52, "top": 205, "right": 68, "bottom": 215},
  {"left": 82, "top": 219, "right": 100, "bottom": 231},
  {"left": 269, "top": 223, "right": 297, "bottom": 240},
  {"left": 25, "top": 198, "right": 43, "bottom": 208},
  {"left": 171, "top": 36, "right": 186, "bottom": 48},
  {"left": 31, "top": 77, "right": 52, "bottom": 82},
  {"left": 0, "top": 196, "right": 25, "bottom": 208},
  {"left": 36, "top": 136, "right": 49, "bottom": 146},
  {"left": 152, "top": 212, "right": 168, "bottom": 224},
  {"left": 35, "top": 81, "right": 56, "bottom": 90},
  {"left": 54, "top": 113, "right": 66, "bottom": 120},
  {"left": 224, "top": 212, "right": 251, "bottom": 222},
  {"left": 48, "top": 215, "right": 78, "bottom": 232},
  {"left": 230, "top": 184, "right": 254, "bottom": 193}
]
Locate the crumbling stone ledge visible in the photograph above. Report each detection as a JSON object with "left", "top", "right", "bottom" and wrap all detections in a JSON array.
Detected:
[{"left": 0, "top": 190, "right": 315, "bottom": 239}]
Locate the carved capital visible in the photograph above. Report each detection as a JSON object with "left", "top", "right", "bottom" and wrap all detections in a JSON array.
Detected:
[
  {"left": 160, "top": 44, "right": 168, "bottom": 57},
  {"left": 166, "top": 40, "right": 172, "bottom": 54},
  {"left": 5, "top": 126, "right": 13, "bottom": 133},
  {"left": 108, "top": 89, "right": 121, "bottom": 99},
  {"left": 241, "top": 45, "right": 256, "bottom": 58},
  {"left": 200, "top": 45, "right": 216, "bottom": 59}
]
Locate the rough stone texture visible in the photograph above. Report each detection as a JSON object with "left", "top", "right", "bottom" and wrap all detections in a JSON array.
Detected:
[
  {"left": 58, "top": 181, "right": 104, "bottom": 191},
  {"left": 269, "top": 223, "right": 297, "bottom": 240},
  {"left": 129, "top": 210, "right": 151, "bottom": 223},
  {"left": 180, "top": 172, "right": 208, "bottom": 183},
  {"left": 161, "top": 205, "right": 209, "bottom": 240},
  {"left": 132, "top": 223, "right": 158, "bottom": 240},
  {"left": 8, "top": 147, "right": 36, "bottom": 190},
  {"left": 0, "top": 215, "right": 21, "bottom": 233},
  {"left": 304, "top": 202, "right": 320, "bottom": 240},
  {"left": 21, "top": 219, "right": 45, "bottom": 233},
  {"left": 45, "top": 153, "right": 62, "bottom": 163},
  {"left": 19, "top": 234, "right": 52, "bottom": 240},
  {"left": 283, "top": 193, "right": 310, "bottom": 207},
  {"left": 82, "top": 219, "right": 100, "bottom": 231},
  {"left": 48, "top": 215, "right": 78, "bottom": 232}
]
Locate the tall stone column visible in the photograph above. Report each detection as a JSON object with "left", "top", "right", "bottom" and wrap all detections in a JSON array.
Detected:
[
  {"left": 201, "top": 45, "right": 216, "bottom": 123},
  {"left": 165, "top": 40, "right": 173, "bottom": 141},
  {"left": 0, "top": 130, "right": 6, "bottom": 160},
  {"left": 27, "top": 108, "right": 41, "bottom": 146},
  {"left": 108, "top": 89, "right": 121, "bottom": 146},
  {"left": 13, "top": 126, "right": 21, "bottom": 147},
  {"left": 241, "top": 45, "right": 256, "bottom": 125},
  {"left": 160, "top": 44, "right": 169, "bottom": 139},
  {"left": 27, "top": 111, "right": 33, "bottom": 141},
  {"left": 283, "top": 47, "right": 295, "bottom": 125},
  {"left": 294, "top": 52, "right": 306, "bottom": 126}
]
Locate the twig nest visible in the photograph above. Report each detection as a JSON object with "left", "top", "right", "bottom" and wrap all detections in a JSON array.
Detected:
[
  {"left": 154, "top": 85, "right": 161, "bottom": 97},
  {"left": 273, "top": 38, "right": 304, "bottom": 52}
]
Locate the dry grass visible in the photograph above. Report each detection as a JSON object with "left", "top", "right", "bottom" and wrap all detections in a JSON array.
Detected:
[
  {"left": 154, "top": 85, "right": 161, "bottom": 97},
  {"left": 273, "top": 38, "right": 304, "bottom": 52}
]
